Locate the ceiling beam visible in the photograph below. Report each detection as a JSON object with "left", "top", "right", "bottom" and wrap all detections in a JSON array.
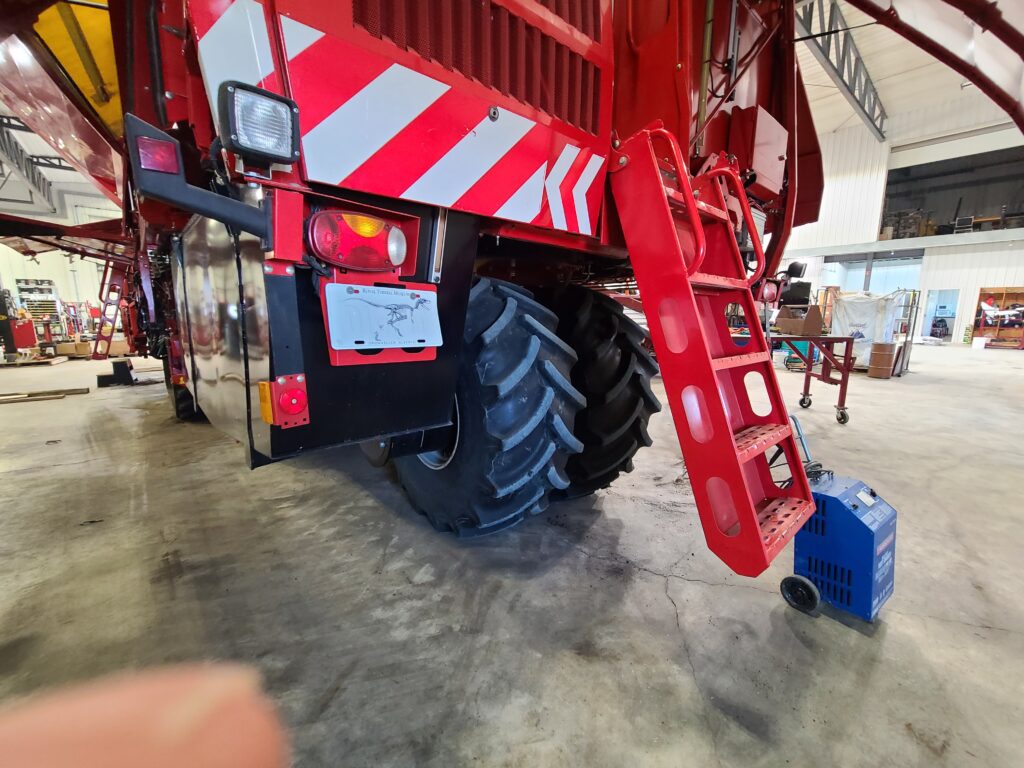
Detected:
[
  {"left": 30, "top": 155, "right": 77, "bottom": 171},
  {"left": 795, "top": 0, "right": 887, "bottom": 140},
  {"left": 0, "top": 124, "right": 56, "bottom": 211},
  {"left": 0, "top": 115, "right": 32, "bottom": 132}
]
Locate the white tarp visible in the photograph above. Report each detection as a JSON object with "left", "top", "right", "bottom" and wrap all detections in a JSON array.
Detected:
[{"left": 832, "top": 292, "right": 904, "bottom": 367}]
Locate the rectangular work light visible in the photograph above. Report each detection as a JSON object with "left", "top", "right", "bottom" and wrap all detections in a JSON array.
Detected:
[{"left": 217, "top": 81, "right": 300, "bottom": 166}]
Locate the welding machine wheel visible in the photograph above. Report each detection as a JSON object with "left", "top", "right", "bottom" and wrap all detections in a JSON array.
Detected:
[
  {"left": 394, "top": 278, "right": 585, "bottom": 537},
  {"left": 780, "top": 575, "right": 820, "bottom": 615}
]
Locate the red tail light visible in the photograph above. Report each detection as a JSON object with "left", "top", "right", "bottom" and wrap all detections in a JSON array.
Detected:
[
  {"left": 136, "top": 136, "right": 180, "bottom": 174},
  {"left": 307, "top": 210, "right": 408, "bottom": 271}
]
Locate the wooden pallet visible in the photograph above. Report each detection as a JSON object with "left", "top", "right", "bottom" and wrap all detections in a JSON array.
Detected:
[{"left": 0, "top": 355, "right": 69, "bottom": 367}]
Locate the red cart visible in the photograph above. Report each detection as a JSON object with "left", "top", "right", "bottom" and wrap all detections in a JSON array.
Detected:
[{"left": 770, "top": 335, "right": 856, "bottom": 424}]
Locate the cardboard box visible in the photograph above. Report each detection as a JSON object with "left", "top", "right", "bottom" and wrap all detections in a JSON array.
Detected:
[
  {"left": 775, "top": 305, "right": 824, "bottom": 336},
  {"left": 55, "top": 342, "right": 78, "bottom": 356},
  {"left": 107, "top": 339, "right": 130, "bottom": 356},
  {"left": 75, "top": 341, "right": 93, "bottom": 356}
]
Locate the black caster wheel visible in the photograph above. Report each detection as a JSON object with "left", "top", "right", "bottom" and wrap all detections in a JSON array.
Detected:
[
  {"left": 836, "top": 409, "right": 850, "bottom": 425},
  {"left": 780, "top": 575, "right": 820, "bottom": 615},
  {"left": 798, "top": 395, "right": 812, "bottom": 409}
]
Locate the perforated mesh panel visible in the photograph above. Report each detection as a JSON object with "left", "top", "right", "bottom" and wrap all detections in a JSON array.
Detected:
[{"left": 353, "top": 0, "right": 601, "bottom": 134}]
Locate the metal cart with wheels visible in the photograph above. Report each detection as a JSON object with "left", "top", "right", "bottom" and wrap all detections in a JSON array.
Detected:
[{"left": 772, "top": 334, "right": 856, "bottom": 424}]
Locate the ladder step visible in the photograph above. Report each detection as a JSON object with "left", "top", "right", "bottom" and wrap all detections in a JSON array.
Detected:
[
  {"left": 690, "top": 272, "right": 748, "bottom": 290},
  {"left": 733, "top": 423, "right": 791, "bottom": 463},
  {"left": 712, "top": 351, "right": 770, "bottom": 371},
  {"left": 696, "top": 200, "right": 730, "bottom": 223},
  {"left": 757, "top": 497, "right": 816, "bottom": 552},
  {"left": 665, "top": 188, "right": 730, "bottom": 223}
]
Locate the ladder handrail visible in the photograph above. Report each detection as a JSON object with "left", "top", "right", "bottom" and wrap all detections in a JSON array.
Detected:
[
  {"left": 702, "top": 161, "right": 768, "bottom": 287},
  {"left": 648, "top": 127, "right": 707, "bottom": 276}
]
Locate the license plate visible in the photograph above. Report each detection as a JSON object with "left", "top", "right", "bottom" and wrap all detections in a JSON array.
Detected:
[{"left": 323, "top": 282, "right": 443, "bottom": 351}]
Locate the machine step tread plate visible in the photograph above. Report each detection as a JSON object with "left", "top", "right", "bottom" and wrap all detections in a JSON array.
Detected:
[
  {"left": 758, "top": 497, "right": 816, "bottom": 556},
  {"left": 734, "top": 423, "right": 792, "bottom": 463},
  {"left": 712, "top": 351, "right": 771, "bottom": 371}
]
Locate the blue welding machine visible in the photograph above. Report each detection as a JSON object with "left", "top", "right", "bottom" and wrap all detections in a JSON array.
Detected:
[{"left": 781, "top": 474, "right": 897, "bottom": 621}]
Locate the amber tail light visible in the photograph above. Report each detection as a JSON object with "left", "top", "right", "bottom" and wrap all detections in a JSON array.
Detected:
[{"left": 307, "top": 210, "right": 408, "bottom": 271}]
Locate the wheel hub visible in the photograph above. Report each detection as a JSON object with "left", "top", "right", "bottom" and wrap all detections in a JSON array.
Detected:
[{"left": 418, "top": 397, "right": 460, "bottom": 471}]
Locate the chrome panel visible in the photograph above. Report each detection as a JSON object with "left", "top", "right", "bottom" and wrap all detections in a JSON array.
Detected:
[{"left": 177, "top": 189, "right": 271, "bottom": 464}]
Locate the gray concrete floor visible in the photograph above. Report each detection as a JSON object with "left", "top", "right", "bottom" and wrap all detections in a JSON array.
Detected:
[{"left": 0, "top": 346, "right": 1021, "bottom": 767}]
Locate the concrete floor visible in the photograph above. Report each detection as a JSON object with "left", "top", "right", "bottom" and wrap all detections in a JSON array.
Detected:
[{"left": 0, "top": 345, "right": 1021, "bottom": 767}]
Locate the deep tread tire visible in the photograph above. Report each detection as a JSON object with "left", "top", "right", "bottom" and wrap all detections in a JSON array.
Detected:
[
  {"left": 394, "top": 278, "right": 585, "bottom": 537},
  {"left": 540, "top": 286, "right": 661, "bottom": 498}
]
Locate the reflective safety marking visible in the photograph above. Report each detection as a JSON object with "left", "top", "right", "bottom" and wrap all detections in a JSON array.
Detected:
[
  {"left": 545, "top": 144, "right": 581, "bottom": 230},
  {"left": 280, "top": 14, "right": 324, "bottom": 60},
  {"left": 495, "top": 162, "right": 547, "bottom": 223},
  {"left": 571, "top": 153, "right": 605, "bottom": 236},
  {"left": 403, "top": 108, "right": 535, "bottom": 207},
  {"left": 302, "top": 65, "right": 450, "bottom": 184},
  {"left": 196, "top": 0, "right": 275, "bottom": 125}
]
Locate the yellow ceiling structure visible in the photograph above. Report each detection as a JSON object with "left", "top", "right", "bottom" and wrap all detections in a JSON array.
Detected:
[{"left": 33, "top": 1, "right": 122, "bottom": 137}]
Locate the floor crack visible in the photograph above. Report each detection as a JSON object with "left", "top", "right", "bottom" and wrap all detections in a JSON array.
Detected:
[
  {"left": 663, "top": 575, "right": 722, "bottom": 767},
  {"left": 562, "top": 537, "right": 770, "bottom": 593}
]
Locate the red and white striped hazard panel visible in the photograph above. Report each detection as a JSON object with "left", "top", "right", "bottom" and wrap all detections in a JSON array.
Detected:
[{"left": 190, "top": 0, "right": 609, "bottom": 237}]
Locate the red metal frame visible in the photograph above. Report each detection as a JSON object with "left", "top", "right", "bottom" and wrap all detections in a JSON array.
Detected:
[
  {"left": 92, "top": 262, "right": 129, "bottom": 360},
  {"left": 773, "top": 335, "right": 856, "bottom": 418}
]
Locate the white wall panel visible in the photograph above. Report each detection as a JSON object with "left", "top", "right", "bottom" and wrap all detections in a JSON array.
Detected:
[
  {"left": 916, "top": 241, "right": 1024, "bottom": 342},
  {"left": 788, "top": 122, "right": 890, "bottom": 250},
  {"left": 886, "top": 90, "right": 1012, "bottom": 146},
  {"left": 889, "top": 125, "right": 1023, "bottom": 169}
]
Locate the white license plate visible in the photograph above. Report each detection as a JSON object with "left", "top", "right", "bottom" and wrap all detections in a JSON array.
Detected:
[{"left": 324, "top": 283, "right": 443, "bottom": 350}]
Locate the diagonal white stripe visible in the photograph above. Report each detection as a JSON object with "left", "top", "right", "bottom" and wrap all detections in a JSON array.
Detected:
[
  {"left": 544, "top": 144, "right": 580, "bottom": 230},
  {"left": 302, "top": 65, "right": 449, "bottom": 184},
  {"left": 197, "top": 0, "right": 275, "bottom": 127},
  {"left": 280, "top": 14, "right": 324, "bottom": 60},
  {"left": 571, "top": 154, "right": 605, "bottom": 236},
  {"left": 403, "top": 108, "right": 534, "bottom": 207},
  {"left": 494, "top": 163, "right": 547, "bottom": 223}
]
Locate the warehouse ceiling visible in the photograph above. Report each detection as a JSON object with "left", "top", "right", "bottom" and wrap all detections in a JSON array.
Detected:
[{"left": 798, "top": 0, "right": 1019, "bottom": 137}]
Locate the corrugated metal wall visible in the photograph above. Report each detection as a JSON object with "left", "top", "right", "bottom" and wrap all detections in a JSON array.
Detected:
[
  {"left": 788, "top": 122, "right": 890, "bottom": 250},
  {"left": 916, "top": 241, "right": 1024, "bottom": 341}
]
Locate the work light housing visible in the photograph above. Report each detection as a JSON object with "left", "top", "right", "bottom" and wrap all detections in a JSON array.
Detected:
[{"left": 218, "top": 81, "right": 300, "bottom": 166}]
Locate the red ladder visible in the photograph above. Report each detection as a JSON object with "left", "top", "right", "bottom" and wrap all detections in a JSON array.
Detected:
[
  {"left": 91, "top": 262, "right": 129, "bottom": 360},
  {"left": 610, "top": 125, "right": 815, "bottom": 577}
]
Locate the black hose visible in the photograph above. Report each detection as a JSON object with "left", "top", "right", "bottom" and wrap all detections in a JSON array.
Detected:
[{"left": 146, "top": 0, "right": 167, "bottom": 125}]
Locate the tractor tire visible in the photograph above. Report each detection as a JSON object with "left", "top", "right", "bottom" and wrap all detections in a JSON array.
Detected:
[
  {"left": 394, "top": 277, "right": 585, "bottom": 537},
  {"left": 162, "top": 355, "right": 203, "bottom": 422},
  {"left": 541, "top": 286, "right": 661, "bottom": 498}
]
